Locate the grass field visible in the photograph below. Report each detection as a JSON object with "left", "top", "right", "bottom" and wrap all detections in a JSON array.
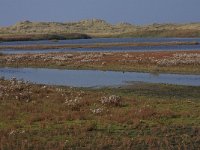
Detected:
[{"left": 0, "top": 79, "right": 200, "bottom": 149}]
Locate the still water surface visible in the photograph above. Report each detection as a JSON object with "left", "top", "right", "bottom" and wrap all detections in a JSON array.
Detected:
[
  {"left": 1, "top": 44, "right": 200, "bottom": 54},
  {"left": 0, "top": 67, "right": 199, "bottom": 87},
  {"left": 1, "top": 37, "right": 200, "bottom": 46},
  {"left": 1, "top": 38, "right": 200, "bottom": 54}
]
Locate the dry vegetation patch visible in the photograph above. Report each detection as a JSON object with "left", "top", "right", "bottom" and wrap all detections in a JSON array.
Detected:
[{"left": 1, "top": 51, "right": 200, "bottom": 74}]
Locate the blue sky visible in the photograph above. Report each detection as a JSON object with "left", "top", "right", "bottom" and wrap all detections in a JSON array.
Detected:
[{"left": 0, "top": 0, "right": 200, "bottom": 26}]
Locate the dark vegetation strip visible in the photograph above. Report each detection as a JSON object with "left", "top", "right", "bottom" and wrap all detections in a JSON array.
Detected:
[{"left": 0, "top": 33, "right": 91, "bottom": 42}]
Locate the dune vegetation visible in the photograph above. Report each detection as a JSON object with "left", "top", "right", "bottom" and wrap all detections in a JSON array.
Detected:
[{"left": 0, "top": 19, "right": 200, "bottom": 41}]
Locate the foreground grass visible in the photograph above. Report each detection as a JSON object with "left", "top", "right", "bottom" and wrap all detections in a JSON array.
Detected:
[{"left": 0, "top": 79, "right": 200, "bottom": 149}]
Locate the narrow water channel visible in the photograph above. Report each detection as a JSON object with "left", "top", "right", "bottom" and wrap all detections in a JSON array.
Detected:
[
  {"left": 0, "top": 67, "right": 200, "bottom": 87},
  {"left": 1, "top": 37, "right": 200, "bottom": 54},
  {"left": 1, "top": 37, "right": 200, "bottom": 46}
]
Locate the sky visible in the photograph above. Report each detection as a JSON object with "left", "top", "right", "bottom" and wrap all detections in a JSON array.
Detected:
[{"left": 0, "top": 0, "right": 200, "bottom": 26}]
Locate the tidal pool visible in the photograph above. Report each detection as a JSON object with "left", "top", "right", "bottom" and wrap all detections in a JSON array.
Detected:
[{"left": 0, "top": 67, "right": 200, "bottom": 87}]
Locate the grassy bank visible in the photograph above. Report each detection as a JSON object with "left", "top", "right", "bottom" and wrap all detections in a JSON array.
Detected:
[
  {"left": 1, "top": 51, "right": 200, "bottom": 74},
  {"left": 91, "top": 29, "right": 200, "bottom": 38},
  {"left": 120, "top": 29, "right": 200, "bottom": 38},
  {"left": 0, "top": 79, "right": 199, "bottom": 149}
]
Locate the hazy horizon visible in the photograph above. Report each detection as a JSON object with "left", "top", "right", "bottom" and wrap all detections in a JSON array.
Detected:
[{"left": 1, "top": 0, "right": 200, "bottom": 27}]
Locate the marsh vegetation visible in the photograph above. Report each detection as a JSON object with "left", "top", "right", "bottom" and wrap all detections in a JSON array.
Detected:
[
  {"left": 0, "top": 79, "right": 200, "bottom": 149},
  {"left": 1, "top": 24, "right": 200, "bottom": 149},
  {"left": 1, "top": 51, "right": 200, "bottom": 74}
]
